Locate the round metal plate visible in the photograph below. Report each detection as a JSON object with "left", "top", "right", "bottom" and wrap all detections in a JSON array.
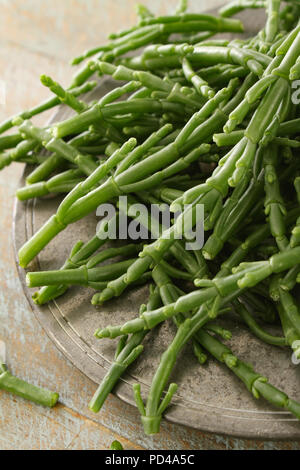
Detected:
[{"left": 13, "top": 9, "right": 300, "bottom": 440}]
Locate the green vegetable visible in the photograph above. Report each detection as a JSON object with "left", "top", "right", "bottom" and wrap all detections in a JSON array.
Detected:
[
  {"left": 0, "top": 362, "right": 58, "bottom": 408},
  {"left": 196, "top": 329, "right": 300, "bottom": 419},
  {"left": 110, "top": 440, "right": 124, "bottom": 450},
  {"left": 0, "top": 81, "right": 97, "bottom": 135},
  {"left": 219, "top": 0, "right": 266, "bottom": 18},
  {"left": 1, "top": 0, "right": 300, "bottom": 436},
  {"left": 90, "top": 286, "right": 161, "bottom": 413}
]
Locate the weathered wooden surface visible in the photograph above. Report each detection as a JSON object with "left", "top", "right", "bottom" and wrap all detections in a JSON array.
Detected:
[{"left": 0, "top": 0, "right": 300, "bottom": 450}]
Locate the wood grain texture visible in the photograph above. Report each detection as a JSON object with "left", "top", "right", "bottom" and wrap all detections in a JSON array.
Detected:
[{"left": 0, "top": 0, "right": 299, "bottom": 450}]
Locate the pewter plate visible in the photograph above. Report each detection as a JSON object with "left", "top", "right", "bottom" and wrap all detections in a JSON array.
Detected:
[{"left": 13, "top": 9, "right": 300, "bottom": 439}]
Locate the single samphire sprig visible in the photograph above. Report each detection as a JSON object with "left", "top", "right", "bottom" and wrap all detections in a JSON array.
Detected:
[{"left": 0, "top": 340, "right": 59, "bottom": 408}]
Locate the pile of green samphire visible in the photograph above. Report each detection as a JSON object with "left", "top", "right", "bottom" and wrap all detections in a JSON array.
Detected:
[{"left": 2, "top": 0, "right": 300, "bottom": 435}]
